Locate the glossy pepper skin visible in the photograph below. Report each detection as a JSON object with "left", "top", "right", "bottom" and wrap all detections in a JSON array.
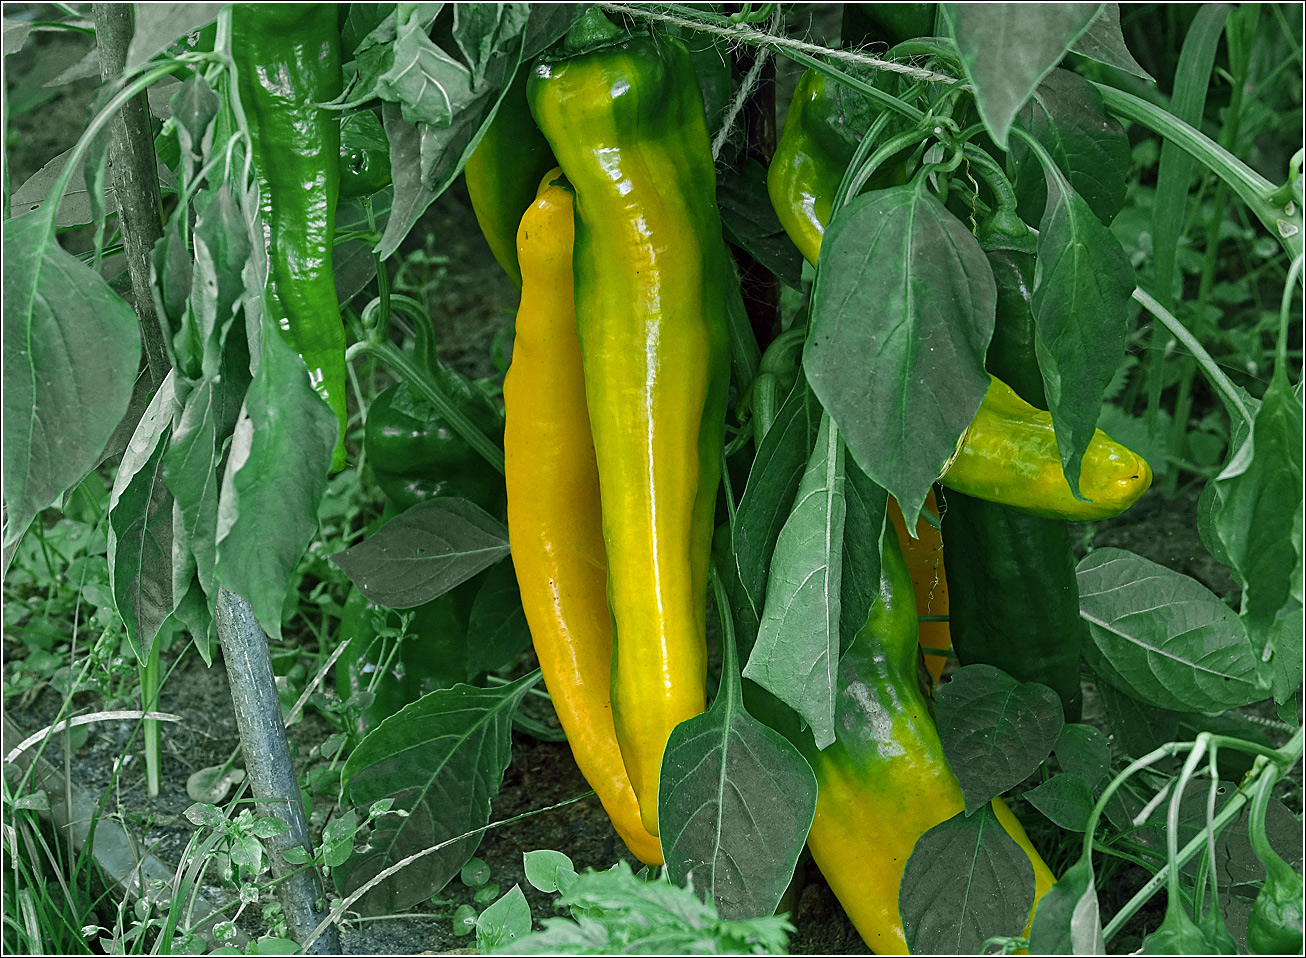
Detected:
[
  {"left": 338, "top": 110, "right": 391, "bottom": 200},
  {"left": 362, "top": 305, "right": 505, "bottom": 517},
  {"left": 942, "top": 240, "right": 1089, "bottom": 720},
  {"left": 784, "top": 530, "right": 1055, "bottom": 953},
  {"left": 941, "top": 375, "right": 1153, "bottom": 521},
  {"left": 503, "top": 170, "right": 663, "bottom": 866},
  {"left": 528, "top": 12, "right": 731, "bottom": 836},
  {"left": 231, "top": 3, "right": 348, "bottom": 471},
  {"left": 464, "top": 65, "right": 557, "bottom": 289},
  {"left": 767, "top": 68, "right": 899, "bottom": 267}
]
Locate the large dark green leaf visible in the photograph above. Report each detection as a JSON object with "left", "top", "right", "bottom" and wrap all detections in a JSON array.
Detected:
[
  {"left": 742, "top": 415, "right": 845, "bottom": 749},
  {"left": 1077, "top": 548, "right": 1269, "bottom": 712},
  {"left": 719, "top": 158, "right": 804, "bottom": 290},
  {"left": 658, "top": 578, "right": 816, "bottom": 920},
  {"left": 337, "top": 673, "right": 538, "bottom": 914},
  {"left": 107, "top": 372, "right": 183, "bottom": 661},
  {"left": 1012, "top": 69, "right": 1131, "bottom": 225},
  {"left": 213, "top": 327, "right": 337, "bottom": 642},
  {"left": 947, "top": 3, "right": 1101, "bottom": 148},
  {"left": 1030, "top": 158, "right": 1136, "bottom": 497},
  {"left": 1068, "top": 4, "right": 1150, "bottom": 78},
  {"left": 839, "top": 462, "right": 887, "bottom": 652},
  {"left": 375, "top": 6, "right": 531, "bottom": 259},
  {"left": 935, "top": 665, "right": 1064, "bottom": 813},
  {"left": 465, "top": 560, "right": 532, "bottom": 679},
  {"left": 1212, "top": 368, "right": 1304, "bottom": 651},
  {"left": 331, "top": 499, "right": 510, "bottom": 609},
  {"left": 1027, "top": 857, "right": 1105, "bottom": 954},
  {"left": 1024, "top": 773, "right": 1097, "bottom": 831},
  {"left": 899, "top": 805, "right": 1036, "bottom": 953},
  {"left": 2, "top": 206, "right": 141, "bottom": 547},
  {"left": 733, "top": 376, "right": 823, "bottom": 620},
  {"left": 805, "top": 183, "right": 995, "bottom": 527}
]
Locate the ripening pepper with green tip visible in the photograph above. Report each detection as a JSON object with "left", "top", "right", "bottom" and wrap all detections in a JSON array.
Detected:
[{"left": 527, "top": 8, "right": 731, "bottom": 837}]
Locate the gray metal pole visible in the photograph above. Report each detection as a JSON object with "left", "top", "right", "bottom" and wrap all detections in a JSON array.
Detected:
[{"left": 215, "top": 588, "right": 342, "bottom": 954}]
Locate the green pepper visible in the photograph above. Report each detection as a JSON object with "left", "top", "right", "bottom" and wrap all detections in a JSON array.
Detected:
[
  {"left": 231, "top": 3, "right": 349, "bottom": 471},
  {"left": 768, "top": 530, "right": 1055, "bottom": 952},
  {"left": 363, "top": 305, "right": 505, "bottom": 517},
  {"left": 527, "top": 9, "right": 731, "bottom": 836},
  {"left": 364, "top": 379, "right": 505, "bottom": 516},
  {"left": 464, "top": 65, "right": 558, "bottom": 288},
  {"left": 767, "top": 67, "right": 904, "bottom": 266},
  {"left": 339, "top": 111, "right": 391, "bottom": 200},
  {"left": 940, "top": 224, "right": 1087, "bottom": 721},
  {"left": 1247, "top": 771, "right": 1305, "bottom": 955}
]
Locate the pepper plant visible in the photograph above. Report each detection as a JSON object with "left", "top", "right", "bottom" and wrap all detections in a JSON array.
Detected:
[{"left": 2, "top": 3, "right": 1302, "bottom": 955}]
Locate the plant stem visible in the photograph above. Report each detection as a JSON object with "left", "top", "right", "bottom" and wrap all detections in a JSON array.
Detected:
[
  {"left": 92, "top": 3, "right": 171, "bottom": 385},
  {"left": 1132, "top": 287, "right": 1255, "bottom": 428},
  {"left": 353, "top": 338, "right": 505, "bottom": 475},
  {"left": 139, "top": 638, "right": 161, "bottom": 798},
  {"left": 1090, "top": 81, "right": 1303, "bottom": 264},
  {"left": 1101, "top": 725, "right": 1304, "bottom": 943}
]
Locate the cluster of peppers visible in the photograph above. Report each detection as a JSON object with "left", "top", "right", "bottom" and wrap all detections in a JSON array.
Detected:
[
  {"left": 479, "top": 9, "right": 1143, "bottom": 952},
  {"left": 229, "top": 4, "right": 1294, "bottom": 953}
]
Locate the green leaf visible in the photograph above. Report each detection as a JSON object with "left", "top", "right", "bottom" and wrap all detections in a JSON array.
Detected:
[
  {"left": 742, "top": 415, "right": 845, "bottom": 748},
  {"left": 465, "top": 560, "right": 532, "bottom": 679},
  {"left": 1151, "top": 5, "right": 1230, "bottom": 311},
  {"left": 935, "top": 665, "right": 1065, "bottom": 813},
  {"left": 213, "top": 325, "right": 337, "bottom": 642},
  {"left": 107, "top": 371, "right": 182, "bottom": 661},
  {"left": 948, "top": 2, "right": 1101, "bottom": 149},
  {"left": 164, "top": 346, "right": 250, "bottom": 619},
  {"left": 126, "top": 3, "right": 225, "bottom": 70},
  {"left": 805, "top": 183, "right": 995, "bottom": 527},
  {"left": 330, "top": 499, "right": 510, "bottom": 609},
  {"left": 2, "top": 206, "right": 142, "bottom": 547},
  {"left": 337, "top": 673, "right": 539, "bottom": 914},
  {"left": 505, "top": 862, "right": 794, "bottom": 955},
  {"left": 659, "top": 573, "right": 817, "bottom": 920},
  {"left": 1212, "top": 369, "right": 1304, "bottom": 649},
  {"left": 523, "top": 849, "right": 576, "bottom": 894},
  {"left": 375, "top": 9, "right": 528, "bottom": 259},
  {"left": 1030, "top": 156, "right": 1136, "bottom": 498},
  {"left": 718, "top": 158, "right": 804, "bottom": 290},
  {"left": 1012, "top": 69, "right": 1131, "bottom": 225},
  {"left": 1027, "top": 857, "right": 1105, "bottom": 955},
  {"left": 1269, "top": 604, "right": 1304, "bottom": 711},
  {"left": 1077, "top": 548, "right": 1268, "bottom": 712},
  {"left": 1025, "top": 773, "right": 1097, "bottom": 831},
  {"left": 899, "top": 805, "right": 1036, "bottom": 953},
  {"left": 1054, "top": 723, "right": 1112, "bottom": 791},
  {"left": 335, "top": 187, "right": 393, "bottom": 307},
  {"left": 733, "top": 375, "right": 824, "bottom": 621},
  {"left": 1068, "top": 4, "right": 1151, "bottom": 79},
  {"left": 476, "top": 885, "right": 532, "bottom": 952},
  {"left": 838, "top": 462, "right": 887, "bottom": 654},
  {"left": 190, "top": 186, "right": 252, "bottom": 381}
]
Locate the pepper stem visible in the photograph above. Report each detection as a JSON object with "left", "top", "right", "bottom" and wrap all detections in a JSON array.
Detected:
[{"left": 565, "top": 7, "right": 624, "bottom": 54}]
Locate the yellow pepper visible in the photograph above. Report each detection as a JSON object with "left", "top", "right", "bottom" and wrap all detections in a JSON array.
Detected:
[
  {"left": 941, "top": 376, "right": 1153, "bottom": 521},
  {"left": 503, "top": 171, "right": 662, "bottom": 866},
  {"left": 528, "top": 12, "right": 730, "bottom": 836}
]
